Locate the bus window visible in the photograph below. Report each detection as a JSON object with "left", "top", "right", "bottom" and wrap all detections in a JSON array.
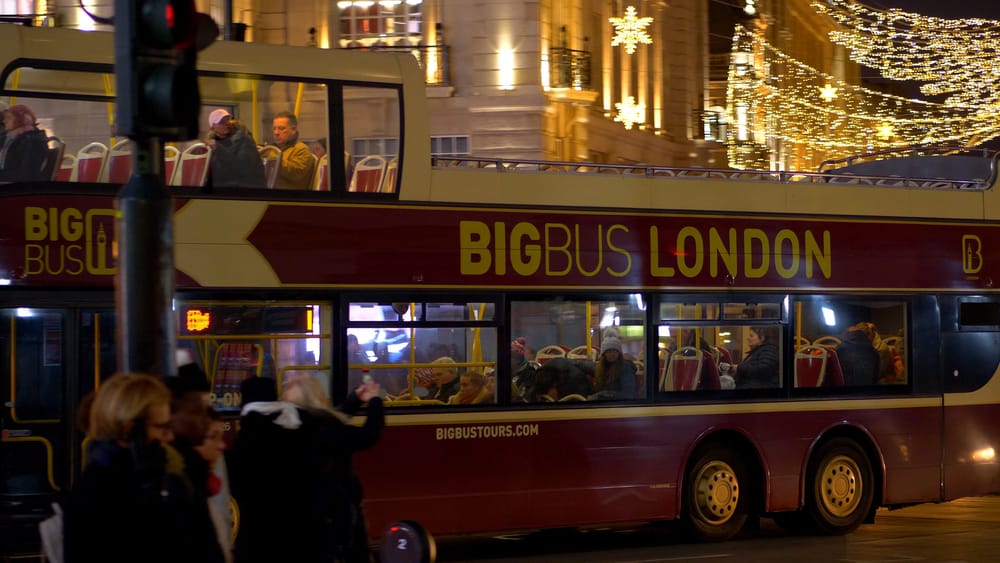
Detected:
[
  {"left": 344, "top": 85, "right": 401, "bottom": 193},
  {"left": 657, "top": 298, "right": 785, "bottom": 393},
  {"left": 510, "top": 297, "right": 646, "bottom": 403},
  {"left": 796, "top": 299, "right": 906, "bottom": 387},
  {"left": 347, "top": 300, "right": 497, "bottom": 406},
  {"left": 177, "top": 301, "right": 332, "bottom": 413}
]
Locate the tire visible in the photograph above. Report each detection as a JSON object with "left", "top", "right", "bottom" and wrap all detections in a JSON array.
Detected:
[
  {"left": 682, "top": 444, "right": 749, "bottom": 542},
  {"left": 803, "top": 438, "right": 874, "bottom": 535}
]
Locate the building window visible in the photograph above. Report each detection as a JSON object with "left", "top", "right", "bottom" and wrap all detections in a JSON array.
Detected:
[
  {"left": 430, "top": 135, "right": 469, "bottom": 156},
  {"left": 339, "top": 0, "right": 423, "bottom": 45}
]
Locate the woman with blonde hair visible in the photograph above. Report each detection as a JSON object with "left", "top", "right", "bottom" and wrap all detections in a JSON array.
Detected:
[{"left": 65, "top": 373, "right": 225, "bottom": 563}]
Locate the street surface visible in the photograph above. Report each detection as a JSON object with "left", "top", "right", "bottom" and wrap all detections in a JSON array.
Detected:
[{"left": 424, "top": 495, "right": 1000, "bottom": 563}]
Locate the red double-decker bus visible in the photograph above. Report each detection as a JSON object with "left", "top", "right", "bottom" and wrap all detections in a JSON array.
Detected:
[{"left": 2, "top": 25, "right": 1000, "bottom": 550}]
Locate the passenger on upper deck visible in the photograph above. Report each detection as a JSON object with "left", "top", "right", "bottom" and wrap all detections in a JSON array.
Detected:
[
  {"left": 591, "top": 336, "right": 637, "bottom": 400},
  {"left": 271, "top": 111, "right": 315, "bottom": 190},
  {"left": 427, "top": 356, "right": 461, "bottom": 401},
  {"left": 205, "top": 109, "right": 266, "bottom": 189},
  {"left": 447, "top": 370, "right": 493, "bottom": 405},
  {"left": 0, "top": 103, "right": 47, "bottom": 182},
  {"left": 510, "top": 336, "right": 537, "bottom": 399},
  {"left": 728, "top": 326, "right": 780, "bottom": 389},
  {"left": 836, "top": 322, "right": 880, "bottom": 386}
]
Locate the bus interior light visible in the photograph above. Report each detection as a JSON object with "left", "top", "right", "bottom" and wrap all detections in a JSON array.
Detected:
[
  {"left": 0, "top": 278, "right": 10, "bottom": 285},
  {"left": 822, "top": 307, "right": 836, "bottom": 327},
  {"left": 972, "top": 447, "right": 995, "bottom": 462},
  {"left": 16, "top": 308, "right": 33, "bottom": 318}
]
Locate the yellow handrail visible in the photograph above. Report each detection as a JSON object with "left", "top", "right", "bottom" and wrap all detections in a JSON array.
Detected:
[{"left": 1, "top": 435, "right": 60, "bottom": 491}]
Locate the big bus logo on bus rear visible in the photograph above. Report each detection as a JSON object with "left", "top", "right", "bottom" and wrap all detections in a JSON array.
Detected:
[
  {"left": 23, "top": 207, "right": 117, "bottom": 277},
  {"left": 963, "top": 235, "right": 983, "bottom": 275}
]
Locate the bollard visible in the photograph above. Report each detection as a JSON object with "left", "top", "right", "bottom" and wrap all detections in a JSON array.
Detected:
[{"left": 379, "top": 520, "right": 436, "bottom": 563}]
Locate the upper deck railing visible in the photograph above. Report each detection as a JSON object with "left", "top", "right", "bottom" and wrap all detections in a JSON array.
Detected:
[{"left": 433, "top": 151, "right": 999, "bottom": 192}]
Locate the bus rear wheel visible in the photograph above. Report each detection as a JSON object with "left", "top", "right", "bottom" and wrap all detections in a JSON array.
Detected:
[
  {"left": 803, "top": 438, "right": 874, "bottom": 535},
  {"left": 682, "top": 444, "right": 748, "bottom": 542}
]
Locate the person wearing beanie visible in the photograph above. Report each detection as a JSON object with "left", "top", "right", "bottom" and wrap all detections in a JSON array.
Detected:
[
  {"left": 592, "top": 336, "right": 637, "bottom": 400},
  {"left": 204, "top": 107, "right": 267, "bottom": 188},
  {"left": 0, "top": 103, "right": 48, "bottom": 182},
  {"left": 510, "top": 336, "right": 537, "bottom": 400}
]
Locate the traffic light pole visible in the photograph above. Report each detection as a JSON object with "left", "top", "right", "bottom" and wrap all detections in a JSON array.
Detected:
[{"left": 115, "top": 138, "right": 177, "bottom": 377}]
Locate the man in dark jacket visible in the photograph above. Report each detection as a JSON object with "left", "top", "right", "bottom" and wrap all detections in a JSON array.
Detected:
[
  {"left": 836, "top": 323, "right": 880, "bottom": 386},
  {"left": 205, "top": 109, "right": 267, "bottom": 188}
]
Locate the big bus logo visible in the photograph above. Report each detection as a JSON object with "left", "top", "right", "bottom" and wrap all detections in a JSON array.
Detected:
[
  {"left": 23, "top": 207, "right": 118, "bottom": 277},
  {"left": 962, "top": 234, "right": 983, "bottom": 275}
]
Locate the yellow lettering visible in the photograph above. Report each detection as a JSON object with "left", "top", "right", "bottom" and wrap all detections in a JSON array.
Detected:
[
  {"left": 605, "top": 224, "right": 631, "bottom": 277},
  {"left": 61, "top": 208, "right": 83, "bottom": 242},
  {"left": 545, "top": 223, "right": 572, "bottom": 276},
  {"left": 774, "top": 229, "right": 800, "bottom": 279},
  {"left": 805, "top": 230, "right": 832, "bottom": 279},
  {"left": 744, "top": 229, "right": 769, "bottom": 278},
  {"left": 65, "top": 245, "right": 85, "bottom": 275},
  {"left": 649, "top": 226, "right": 675, "bottom": 277},
  {"left": 510, "top": 223, "right": 541, "bottom": 275},
  {"left": 25, "top": 244, "right": 44, "bottom": 275},
  {"left": 459, "top": 221, "right": 491, "bottom": 275},
  {"left": 48, "top": 208, "right": 59, "bottom": 241},
  {"left": 575, "top": 224, "right": 603, "bottom": 277},
  {"left": 709, "top": 227, "right": 737, "bottom": 278},
  {"left": 25, "top": 207, "right": 47, "bottom": 241},
  {"left": 494, "top": 222, "right": 507, "bottom": 276},
  {"left": 677, "top": 226, "right": 704, "bottom": 278}
]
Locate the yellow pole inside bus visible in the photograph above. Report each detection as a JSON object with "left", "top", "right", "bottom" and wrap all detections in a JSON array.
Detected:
[
  {"left": 795, "top": 302, "right": 803, "bottom": 349},
  {"left": 294, "top": 83, "right": 304, "bottom": 118},
  {"left": 103, "top": 74, "right": 115, "bottom": 147},
  {"left": 252, "top": 81, "right": 259, "bottom": 143},
  {"left": 8, "top": 68, "right": 19, "bottom": 104}
]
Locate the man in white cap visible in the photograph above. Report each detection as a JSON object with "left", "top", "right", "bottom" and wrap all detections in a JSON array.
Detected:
[{"left": 205, "top": 108, "right": 266, "bottom": 188}]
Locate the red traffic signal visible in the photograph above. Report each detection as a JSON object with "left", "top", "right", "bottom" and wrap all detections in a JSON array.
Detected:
[{"left": 140, "top": 0, "right": 196, "bottom": 49}]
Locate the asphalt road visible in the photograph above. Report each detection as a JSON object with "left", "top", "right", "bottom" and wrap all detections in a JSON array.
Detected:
[{"left": 422, "top": 495, "right": 1000, "bottom": 563}]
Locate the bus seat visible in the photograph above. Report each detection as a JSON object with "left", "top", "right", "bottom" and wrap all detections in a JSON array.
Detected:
[
  {"left": 41, "top": 136, "right": 65, "bottom": 181},
  {"left": 535, "top": 344, "right": 568, "bottom": 365},
  {"left": 313, "top": 153, "right": 329, "bottom": 190},
  {"left": 714, "top": 346, "right": 733, "bottom": 366},
  {"left": 813, "top": 335, "right": 841, "bottom": 347},
  {"left": 349, "top": 155, "right": 387, "bottom": 192},
  {"left": 55, "top": 154, "right": 76, "bottom": 182},
  {"left": 567, "top": 345, "right": 598, "bottom": 361},
  {"left": 259, "top": 145, "right": 281, "bottom": 188},
  {"left": 558, "top": 393, "right": 587, "bottom": 402},
  {"left": 101, "top": 139, "right": 132, "bottom": 184},
  {"left": 657, "top": 349, "right": 672, "bottom": 392},
  {"left": 75, "top": 142, "right": 109, "bottom": 183},
  {"left": 380, "top": 157, "right": 398, "bottom": 193},
  {"left": 823, "top": 347, "right": 846, "bottom": 387},
  {"left": 164, "top": 145, "right": 179, "bottom": 185},
  {"left": 173, "top": 142, "right": 212, "bottom": 187},
  {"left": 795, "top": 345, "right": 828, "bottom": 387},
  {"left": 668, "top": 346, "right": 703, "bottom": 391},
  {"left": 795, "top": 335, "right": 810, "bottom": 350}
]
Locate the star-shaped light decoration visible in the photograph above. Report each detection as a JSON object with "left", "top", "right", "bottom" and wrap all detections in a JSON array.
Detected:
[
  {"left": 875, "top": 122, "right": 895, "bottom": 140},
  {"left": 818, "top": 83, "right": 838, "bottom": 102},
  {"left": 609, "top": 6, "right": 654, "bottom": 55},
  {"left": 614, "top": 96, "right": 645, "bottom": 130}
]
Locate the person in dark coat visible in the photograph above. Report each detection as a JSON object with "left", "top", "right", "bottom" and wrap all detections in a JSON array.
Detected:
[
  {"left": 65, "top": 373, "right": 225, "bottom": 563},
  {"left": 732, "top": 326, "right": 780, "bottom": 389},
  {"left": 229, "top": 376, "right": 384, "bottom": 563},
  {"left": 0, "top": 104, "right": 48, "bottom": 182},
  {"left": 205, "top": 109, "right": 267, "bottom": 188},
  {"left": 591, "top": 336, "right": 637, "bottom": 399},
  {"left": 836, "top": 322, "right": 881, "bottom": 386}
]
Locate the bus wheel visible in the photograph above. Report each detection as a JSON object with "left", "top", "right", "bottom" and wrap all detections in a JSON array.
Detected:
[
  {"left": 682, "top": 444, "right": 748, "bottom": 542},
  {"left": 804, "top": 438, "right": 874, "bottom": 535}
]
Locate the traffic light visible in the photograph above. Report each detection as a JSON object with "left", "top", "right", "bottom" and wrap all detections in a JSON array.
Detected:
[{"left": 114, "top": 0, "right": 217, "bottom": 140}]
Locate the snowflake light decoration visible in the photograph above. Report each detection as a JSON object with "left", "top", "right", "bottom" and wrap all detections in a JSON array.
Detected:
[
  {"left": 614, "top": 96, "right": 645, "bottom": 130},
  {"left": 609, "top": 6, "right": 654, "bottom": 55},
  {"left": 818, "top": 83, "right": 838, "bottom": 102}
]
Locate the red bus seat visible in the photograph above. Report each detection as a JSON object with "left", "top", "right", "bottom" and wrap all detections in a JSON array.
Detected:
[
  {"left": 795, "top": 345, "right": 845, "bottom": 387},
  {"left": 667, "top": 347, "right": 703, "bottom": 391},
  {"left": 101, "top": 139, "right": 132, "bottom": 184},
  {"left": 349, "top": 155, "right": 387, "bottom": 192},
  {"left": 75, "top": 142, "right": 109, "bottom": 183}
]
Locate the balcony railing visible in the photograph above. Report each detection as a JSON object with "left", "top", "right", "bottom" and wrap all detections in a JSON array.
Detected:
[
  {"left": 345, "top": 44, "right": 451, "bottom": 87},
  {"left": 549, "top": 46, "right": 592, "bottom": 90}
]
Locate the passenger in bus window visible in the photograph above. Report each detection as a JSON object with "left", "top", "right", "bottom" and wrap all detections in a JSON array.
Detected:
[
  {"left": 271, "top": 111, "right": 315, "bottom": 190},
  {"left": 447, "top": 370, "right": 493, "bottom": 405},
  {"left": 870, "top": 324, "right": 905, "bottom": 384},
  {"left": 205, "top": 109, "right": 267, "bottom": 189},
  {"left": 0, "top": 103, "right": 48, "bottom": 182},
  {"left": 528, "top": 357, "right": 594, "bottom": 402},
  {"left": 729, "top": 326, "right": 780, "bottom": 389},
  {"left": 590, "top": 336, "right": 637, "bottom": 400},
  {"left": 836, "top": 322, "right": 880, "bottom": 385},
  {"left": 511, "top": 336, "right": 537, "bottom": 400},
  {"left": 428, "top": 356, "right": 461, "bottom": 401}
]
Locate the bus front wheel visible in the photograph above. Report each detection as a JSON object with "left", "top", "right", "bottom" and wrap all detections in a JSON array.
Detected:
[
  {"left": 682, "top": 444, "right": 748, "bottom": 542},
  {"left": 804, "top": 438, "right": 874, "bottom": 535}
]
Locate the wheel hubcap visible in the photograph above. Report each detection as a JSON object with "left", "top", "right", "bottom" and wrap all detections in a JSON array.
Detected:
[
  {"left": 819, "top": 454, "right": 862, "bottom": 518},
  {"left": 694, "top": 460, "right": 739, "bottom": 523}
]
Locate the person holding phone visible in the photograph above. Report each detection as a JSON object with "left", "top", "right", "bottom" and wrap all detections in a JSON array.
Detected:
[{"left": 64, "top": 373, "right": 225, "bottom": 563}]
